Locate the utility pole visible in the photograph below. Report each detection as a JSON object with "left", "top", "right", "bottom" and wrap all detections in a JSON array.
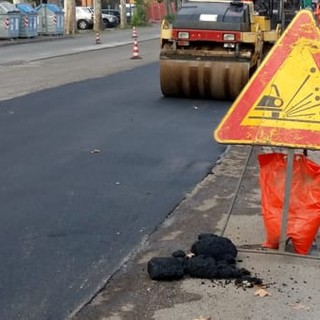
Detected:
[
  {"left": 94, "top": 0, "right": 102, "bottom": 32},
  {"left": 120, "top": 0, "right": 126, "bottom": 29},
  {"left": 64, "top": 0, "right": 75, "bottom": 35}
]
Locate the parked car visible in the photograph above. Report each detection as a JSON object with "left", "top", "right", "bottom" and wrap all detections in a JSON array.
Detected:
[
  {"left": 76, "top": 6, "right": 118, "bottom": 30},
  {"left": 119, "top": 4, "right": 136, "bottom": 23},
  {"left": 126, "top": 4, "right": 136, "bottom": 23},
  {"left": 89, "top": 7, "right": 119, "bottom": 28},
  {"left": 76, "top": 6, "right": 93, "bottom": 30},
  {"left": 101, "top": 12, "right": 119, "bottom": 28},
  {"left": 102, "top": 9, "right": 120, "bottom": 23}
]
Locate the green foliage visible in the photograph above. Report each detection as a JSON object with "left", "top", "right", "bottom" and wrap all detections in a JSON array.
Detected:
[
  {"left": 130, "top": 0, "right": 148, "bottom": 26},
  {"left": 164, "top": 13, "right": 175, "bottom": 23}
]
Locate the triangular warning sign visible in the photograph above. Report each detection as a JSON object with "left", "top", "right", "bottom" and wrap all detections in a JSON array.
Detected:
[{"left": 214, "top": 10, "right": 320, "bottom": 150}]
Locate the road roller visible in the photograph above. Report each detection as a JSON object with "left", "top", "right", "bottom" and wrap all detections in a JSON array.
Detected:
[{"left": 160, "top": 0, "right": 286, "bottom": 100}]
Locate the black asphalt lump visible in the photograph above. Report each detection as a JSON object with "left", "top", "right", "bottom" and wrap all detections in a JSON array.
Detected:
[{"left": 147, "top": 233, "right": 263, "bottom": 286}]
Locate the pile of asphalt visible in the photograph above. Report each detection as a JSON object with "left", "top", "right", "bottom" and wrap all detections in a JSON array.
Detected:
[{"left": 148, "top": 233, "right": 263, "bottom": 287}]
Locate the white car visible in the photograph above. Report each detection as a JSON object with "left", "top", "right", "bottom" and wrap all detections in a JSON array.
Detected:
[{"left": 76, "top": 6, "right": 93, "bottom": 30}]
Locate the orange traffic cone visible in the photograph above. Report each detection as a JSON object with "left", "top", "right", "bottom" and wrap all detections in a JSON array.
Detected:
[
  {"left": 132, "top": 26, "right": 138, "bottom": 38},
  {"left": 131, "top": 38, "right": 142, "bottom": 59},
  {"left": 95, "top": 31, "right": 101, "bottom": 44}
]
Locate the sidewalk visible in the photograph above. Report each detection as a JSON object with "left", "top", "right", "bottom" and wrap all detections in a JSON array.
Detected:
[
  {"left": 71, "top": 145, "right": 320, "bottom": 320},
  {"left": 0, "top": 25, "right": 160, "bottom": 64},
  {"left": 0, "top": 25, "right": 160, "bottom": 47}
]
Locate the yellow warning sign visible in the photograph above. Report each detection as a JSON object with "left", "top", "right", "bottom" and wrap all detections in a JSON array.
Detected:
[
  {"left": 241, "top": 38, "right": 320, "bottom": 131},
  {"left": 214, "top": 10, "right": 320, "bottom": 150}
]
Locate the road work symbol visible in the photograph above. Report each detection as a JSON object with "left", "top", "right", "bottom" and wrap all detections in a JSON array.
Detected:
[
  {"left": 214, "top": 10, "right": 320, "bottom": 150},
  {"left": 255, "top": 85, "right": 283, "bottom": 118},
  {"left": 242, "top": 60, "right": 320, "bottom": 130}
]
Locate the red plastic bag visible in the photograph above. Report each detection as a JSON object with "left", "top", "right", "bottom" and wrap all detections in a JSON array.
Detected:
[{"left": 258, "top": 153, "right": 320, "bottom": 254}]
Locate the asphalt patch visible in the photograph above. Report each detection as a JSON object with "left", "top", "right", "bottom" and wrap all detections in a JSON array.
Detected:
[{"left": 148, "top": 233, "right": 263, "bottom": 287}]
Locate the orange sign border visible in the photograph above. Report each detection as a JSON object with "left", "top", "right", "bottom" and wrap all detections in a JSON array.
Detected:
[{"left": 214, "top": 10, "right": 320, "bottom": 150}]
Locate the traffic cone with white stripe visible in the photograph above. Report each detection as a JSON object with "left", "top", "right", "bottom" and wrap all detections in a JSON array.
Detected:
[
  {"left": 132, "top": 26, "right": 138, "bottom": 38},
  {"left": 131, "top": 37, "right": 142, "bottom": 59},
  {"left": 96, "top": 31, "right": 101, "bottom": 44}
]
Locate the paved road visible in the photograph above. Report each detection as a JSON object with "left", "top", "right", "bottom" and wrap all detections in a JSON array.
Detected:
[{"left": 0, "top": 32, "right": 230, "bottom": 319}]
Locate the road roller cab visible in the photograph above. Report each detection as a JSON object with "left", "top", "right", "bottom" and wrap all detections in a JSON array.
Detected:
[
  {"left": 172, "top": 0, "right": 252, "bottom": 34},
  {"left": 160, "top": 0, "right": 280, "bottom": 100}
]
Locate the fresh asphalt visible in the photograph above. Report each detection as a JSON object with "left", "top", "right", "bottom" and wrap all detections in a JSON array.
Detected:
[{"left": 0, "top": 28, "right": 230, "bottom": 320}]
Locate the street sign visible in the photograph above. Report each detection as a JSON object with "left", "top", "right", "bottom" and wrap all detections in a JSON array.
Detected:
[{"left": 214, "top": 10, "right": 320, "bottom": 150}]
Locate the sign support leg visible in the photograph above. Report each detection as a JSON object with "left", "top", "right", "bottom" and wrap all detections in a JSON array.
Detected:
[{"left": 279, "top": 148, "right": 294, "bottom": 251}]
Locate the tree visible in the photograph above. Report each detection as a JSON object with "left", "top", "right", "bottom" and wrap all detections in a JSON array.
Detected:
[
  {"left": 119, "top": 0, "right": 127, "bottom": 29},
  {"left": 93, "top": 0, "right": 103, "bottom": 31},
  {"left": 64, "top": 0, "right": 76, "bottom": 35}
]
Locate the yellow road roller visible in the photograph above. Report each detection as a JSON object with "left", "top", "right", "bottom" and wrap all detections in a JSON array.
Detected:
[{"left": 160, "top": 0, "right": 285, "bottom": 100}]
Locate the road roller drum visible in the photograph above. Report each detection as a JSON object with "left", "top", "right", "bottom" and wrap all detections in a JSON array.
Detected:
[{"left": 160, "top": 59, "right": 250, "bottom": 100}]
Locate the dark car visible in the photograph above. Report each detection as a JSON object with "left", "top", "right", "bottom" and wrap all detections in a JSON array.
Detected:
[
  {"left": 102, "top": 9, "right": 120, "bottom": 23},
  {"left": 101, "top": 12, "right": 119, "bottom": 27}
]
